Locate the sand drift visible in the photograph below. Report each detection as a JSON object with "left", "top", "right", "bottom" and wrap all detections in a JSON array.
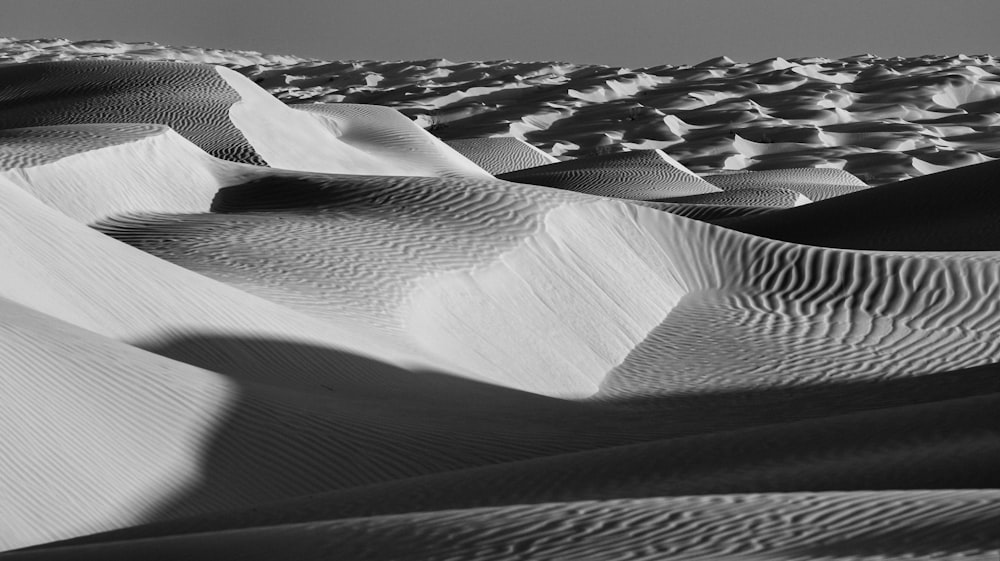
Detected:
[{"left": 0, "top": 39, "right": 998, "bottom": 560}]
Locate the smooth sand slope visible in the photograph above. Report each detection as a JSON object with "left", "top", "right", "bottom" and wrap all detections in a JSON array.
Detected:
[
  {"left": 703, "top": 167, "right": 870, "bottom": 201},
  {"left": 294, "top": 103, "right": 490, "bottom": 178},
  {"left": 445, "top": 136, "right": 559, "bottom": 174},
  {"left": 497, "top": 149, "right": 720, "bottom": 199},
  {"left": 0, "top": 46, "right": 998, "bottom": 560},
  {"left": 0, "top": 124, "right": 240, "bottom": 222}
]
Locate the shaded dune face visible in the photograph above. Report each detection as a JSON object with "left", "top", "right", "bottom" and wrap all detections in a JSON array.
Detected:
[
  {"left": 717, "top": 159, "right": 1000, "bottom": 250},
  {"left": 10, "top": 492, "right": 1000, "bottom": 561},
  {"left": 0, "top": 60, "right": 267, "bottom": 164},
  {"left": 1, "top": 44, "right": 999, "bottom": 559}
]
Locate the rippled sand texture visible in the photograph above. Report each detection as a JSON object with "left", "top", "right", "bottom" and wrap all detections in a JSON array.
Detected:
[
  {"left": 445, "top": 137, "right": 558, "bottom": 175},
  {"left": 0, "top": 40, "right": 998, "bottom": 560},
  {"left": 242, "top": 50, "right": 997, "bottom": 187}
]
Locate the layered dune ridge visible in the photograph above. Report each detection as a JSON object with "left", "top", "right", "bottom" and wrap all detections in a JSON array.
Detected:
[{"left": 0, "top": 38, "right": 998, "bottom": 560}]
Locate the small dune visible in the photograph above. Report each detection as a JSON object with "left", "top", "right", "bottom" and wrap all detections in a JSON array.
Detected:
[
  {"left": 0, "top": 124, "right": 237, "bottom": 222},
  {"left": 445, "top": 136, "right": 558, "bottom": 174},
  {"left": 497, "top": 149, "right": 720, "bottom": 199},
  {"left": 703, "top": 167, "right": 869, "bottom": 201}
]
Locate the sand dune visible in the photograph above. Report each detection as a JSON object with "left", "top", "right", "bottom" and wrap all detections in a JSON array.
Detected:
[
  {"left": 497, "top": 149, "right": 720, "bottom": 199},
  {"left": 0, "top": 296, "right": 238, "bottom": 550},
  {"left": 2, "top": 291, "right": 665, "bottom": 550},
  {"left": 41, "top": 362, "right": 1000, "bottom": 548},
  {"left": 445, "top": 136, "right": 558, "bottom": 174},
  {"left": 90, "top": 160, "right": 1000, "bottom": 405},
  {"left": 0, "top": 59, "right": 489, "bottom": 178},
  {"left": 293, "top": 103, "right": 490, "bottom": 177},
  {"left": 0, "top": 124, "right": 236, "bottom": 222},
  {"left": 208, "top": 46, "right": 1000, "bottom": 186},
  {"left": 718, "top": 159, "right": 1000, "bottom": 250},
  {"left": 0, "top": 60, "right": 267, "bottom": 165},
  {"left": 703, "top": 167, "right": 869, "bottom": 201},
  {"left": 0, "top": 172, "right": 429, "bottom": 388},
  {"left": 658, "top": 186, "right": 810, "bottom": 207},
  {"left": 10, "top": 492, "right": 998, "bottom": 560},
  {"left": 1, "top": 39, "right": 998, "bottom": 560}
]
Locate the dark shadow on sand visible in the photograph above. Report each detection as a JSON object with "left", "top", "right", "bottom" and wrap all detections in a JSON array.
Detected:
[{"left": 24, "top": 332, "right": 1000, "bottom": 552}]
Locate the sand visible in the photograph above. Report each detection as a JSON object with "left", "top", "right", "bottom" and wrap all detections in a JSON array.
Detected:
[
  {"left": 0, "top": 38, "right": 998, "bottom": 560},
  {"left": 497, "top": 149, "right": 720, "bottom": 199},
  {"left": 445, "top": 136, "right": 558, "bottom": 174}
]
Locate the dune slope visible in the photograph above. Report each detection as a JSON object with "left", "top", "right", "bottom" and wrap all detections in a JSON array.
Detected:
[
  {"left": 8, "top": 492, "right": 998, "bottom": 561},
  {"left": 0, "top": 124, "right": 241, "bottom": 222},
  {"left": 717, "top": 159, "right": 1000, "bottom": 250},
  {"left": 445, "top": 136, "right": 559, "bottom": 174},
  {"left": 497, "top": 149, "right": 720, "bottom": 199}
]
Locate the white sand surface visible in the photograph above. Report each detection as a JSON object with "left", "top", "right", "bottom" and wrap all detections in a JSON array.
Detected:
[
  {"left": 497, "top": 149, "right": 720, "bottom": 199},
  {"left": 445, "top": 136, "right": 558, "bottom": 174},
  {"left": 0, "top": 124, "right": 235, "bottom": 222},
  {"left": 295, "top": 103, "right": 490, "bottom": 177},
  {"left": 218, "top": 67, "right": 489, "bottom": 177},
  {"left": 703, "top": 167, "right": 869, "bottom": 201}
]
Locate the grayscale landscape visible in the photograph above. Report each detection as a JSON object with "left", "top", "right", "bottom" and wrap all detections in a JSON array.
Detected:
[{"left": 0, "top": 17, "right": 999, "bottom": 561}]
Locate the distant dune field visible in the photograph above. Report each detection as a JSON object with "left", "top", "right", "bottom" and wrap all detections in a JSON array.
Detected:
[{"left": 0, "top": 38, "right": 998, "bottom": 560}]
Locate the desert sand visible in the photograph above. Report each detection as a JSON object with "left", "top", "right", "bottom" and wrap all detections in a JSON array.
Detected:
[{"left": 0, "top": 37, "right": 998, "bottom": 560}]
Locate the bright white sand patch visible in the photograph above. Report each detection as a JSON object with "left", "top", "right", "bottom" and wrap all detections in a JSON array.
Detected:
[
  {"left": 0, "top": 297, "right": 236, "bottom": 551},
  {"left": 0, "top": 174, "right": 424, "bottom": 388},
  {"left": 296, "top": 103, "right": 490, "bottom": 178},
  {"left": 0, "top": 124, "right": 235, "bottom": 222},
  {"left": 445, "top": 137, "right": 558, "bottom": 175},
  {"left": 218, "top": 68, "right": 490, "bottom": 177}
]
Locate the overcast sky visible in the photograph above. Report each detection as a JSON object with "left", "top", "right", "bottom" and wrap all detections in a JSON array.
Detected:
[{"left": 5, "top": 0, "right": 999, "bottom": 67}]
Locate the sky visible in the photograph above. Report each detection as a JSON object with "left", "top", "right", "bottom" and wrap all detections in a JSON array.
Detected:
[{"left": 4, "top": 0, "right": 1000, "bottom": 67}]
